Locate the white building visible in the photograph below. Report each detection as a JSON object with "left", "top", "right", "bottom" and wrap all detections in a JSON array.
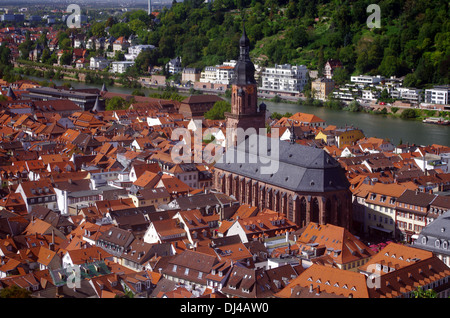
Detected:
[
  {"left": 200, "top": 66, "right": 218, "bottom": 83},
  {"left": 166, "top": 56, "right": 182, "bottom": 74},
  {"left": 390, "top": 87, "right": 423, "bottom": 103},
  {"left": 199, "top": 60, "right": 237, "bottom": 85},
  {"left": 90, "top": 56, "right": 110, "bottom": 71},
  {"left": 425, "top": 86, "right": 450, "bottom": 105},
  {"left": 124, "top": 44, "right": 156, "bottom": 61},
  {"left": 260, "top": 64, "right": 309, "bottom": 95},
  {"left": 414, "top": 154, "right": 448, "bottom": 174},
  {"left": 350, "top": 75, "right": 384, "bottom": 86},
  {"left": 361, "top": 89, "right": 380, "bottom": 102},
  {"left": 332, "top": 85, "right": 360, "bottom": 102},
  {"left": 110, "top": 61, "right": 135, "bottom": 74}
]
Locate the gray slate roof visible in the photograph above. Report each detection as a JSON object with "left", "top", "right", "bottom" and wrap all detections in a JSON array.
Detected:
[
  {"left": 214, "top": 135, "right": 349, "bottom": 193},
  {"left": 414, "top": 210, "right": 450, "bottom": 255}
]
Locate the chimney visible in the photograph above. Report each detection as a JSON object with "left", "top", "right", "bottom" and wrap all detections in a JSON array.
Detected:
[{"left": 309, "top": 284, "right": 313, "bottom": 293}]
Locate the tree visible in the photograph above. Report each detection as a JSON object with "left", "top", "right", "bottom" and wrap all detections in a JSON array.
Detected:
[
  {"left": 379, "top": 55, "right": 400, "bottom": 77},
  {"left": 400, "top": 108, "right": 418, "bottom": 119},
  {"left": 345, "top": 101, "right": 361, "bottom": 112},
  {"left": 105, "top": 96, "right": 128, "bottom": 110},
  {"left": 135, "top": 49, "right": 160, "bottom": 75},
  {"left": 59, "top": 38, "right": 72, "bottom": 51},
  {"left": 0, "top": 285, "right": 32, "bottom": 298},
  {"left": 204, "top": 100, "right": 231, "bottom": 120},
  {"left": 132, "top": 89, "right": 145, "bottom": 96},
  {"left": 90, "top": 22, "right": 106, "bottom": 38},
  {"left": 317, "top": 46, "right": 325, "bottom": 77},
  {"left": 109, "top": 23, "right": 132, "bottom": 39},
  {"left": 59, "top": 52, "right": 72, "bottom": 66},
  {"left": 412, "top": 286, "right": 437, "bottom": 298},
  {"left": 0, "top": 44, "right": 11, "bottom": 66},
  {"left": 332, "top": 67, "right": 349, "bottom": 86}
]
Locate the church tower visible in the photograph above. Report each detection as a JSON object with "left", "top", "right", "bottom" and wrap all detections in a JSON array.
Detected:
[{"left": 225, "top": 24, "right": 266, "bottom": 148}]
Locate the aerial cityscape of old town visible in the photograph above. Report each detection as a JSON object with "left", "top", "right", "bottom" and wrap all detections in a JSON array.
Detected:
[{"left": 0, "top": 0, "right": 448, "bottom": 304}]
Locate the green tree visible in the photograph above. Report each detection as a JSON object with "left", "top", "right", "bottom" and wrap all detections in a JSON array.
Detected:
[
  {"left": 345, "top": 101, "right": 361, "bottom": 112},
  {"left": 0, "top": 44, "right": 11, "bottom": 66},
  {"left": 379, "top": 55, "right": 400, "bottom": 77},
  {"left": 332, "top": 67, "right": 349, "bottom": 86},
  {"left": 0, "top": 285, "right": 32, "bottom": 298},
  {"left": 109, "top": 23, "right": 132, "bottom": 38},
  {"left": 412, "top": 286, "right": 437, "bottom": 298},
  {"left": 132, "top": 89, "right": 145, "bottom": 96},
  {"left": 105, "top": 96, "right": 128, "bottom": 110},
  {"left": 400, "top": 108, "right": 418, "bottom": 119},
  {"left": 91, "top": 22, "right": 106, "bottom": 38},
  {"left": 204, "top": 100, "right": 231, "bottom": 120},
  {"left": 59, "top": 52, "right": 72, "bottom": 66}
]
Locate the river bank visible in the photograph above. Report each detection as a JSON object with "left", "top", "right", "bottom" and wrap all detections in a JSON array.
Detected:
[{"left": 17, "top": 74, "right": 450, "bottom": 147}]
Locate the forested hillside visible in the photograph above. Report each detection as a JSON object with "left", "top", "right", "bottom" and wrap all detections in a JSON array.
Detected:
[{"left": 97, "top": 0, "right": 449, "bottom": 87}]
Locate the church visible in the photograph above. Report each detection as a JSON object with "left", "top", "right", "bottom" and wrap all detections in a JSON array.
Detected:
[{"left": 213, "top": 26, "right": 353, "bottom": 229}]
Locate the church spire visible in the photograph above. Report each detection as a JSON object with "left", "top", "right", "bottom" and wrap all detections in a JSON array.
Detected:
[
  {"left": 290, "top": 121, "right": 296, "bottom": 144},
  {"left": 233, "top": 22, "right": 256, "bottom": 86},
  {"left": 6, "top": 86, "right": 16, "bottom": 100}
]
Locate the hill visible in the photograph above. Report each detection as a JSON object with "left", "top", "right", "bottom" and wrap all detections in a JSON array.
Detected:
[{"left": 86, "top": 0, "right": 450, "bottom": 88}]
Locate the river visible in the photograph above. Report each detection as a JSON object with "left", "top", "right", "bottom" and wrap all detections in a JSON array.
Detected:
[{"left": 26, "top": 76, "right": 450, "bottom": 147}]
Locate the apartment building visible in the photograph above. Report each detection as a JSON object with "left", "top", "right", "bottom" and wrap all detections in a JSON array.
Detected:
[
  {"left": 395, "top": 190, "right": 437, "bottom": 243},
  {"left": 111, "top": 61, "right": 135, "bottom": 74},
  {"left": 260, "top": 64, "right": 309, "bottom": 95},
  {"left": 425, "top": 86, "right": 450, "bottom": 105},
  {"left": 181, "top": 68, "right": 201, "bottom": 84},
  {"left": 350, "top": 75, "right": 384, "bottom": 86},
  {"left": 90, "top": 56, "right": 110, "bottom": 71},
  {"left": 390, "top": 87, "right": 423, "bottom": 104},
  {"left": 199, "top": 60, "right": 236, "bottom": 85},
  {"left": 364, "top": 183, "right": 411, "bottom": 240},
  {"left": 311, "top": 77, "right": 335, "bottom": 101}
]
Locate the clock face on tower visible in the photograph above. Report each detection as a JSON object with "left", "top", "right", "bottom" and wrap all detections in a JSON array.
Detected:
[{"left": 246, "top": 85, "right": 254, "bottom": 94}]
